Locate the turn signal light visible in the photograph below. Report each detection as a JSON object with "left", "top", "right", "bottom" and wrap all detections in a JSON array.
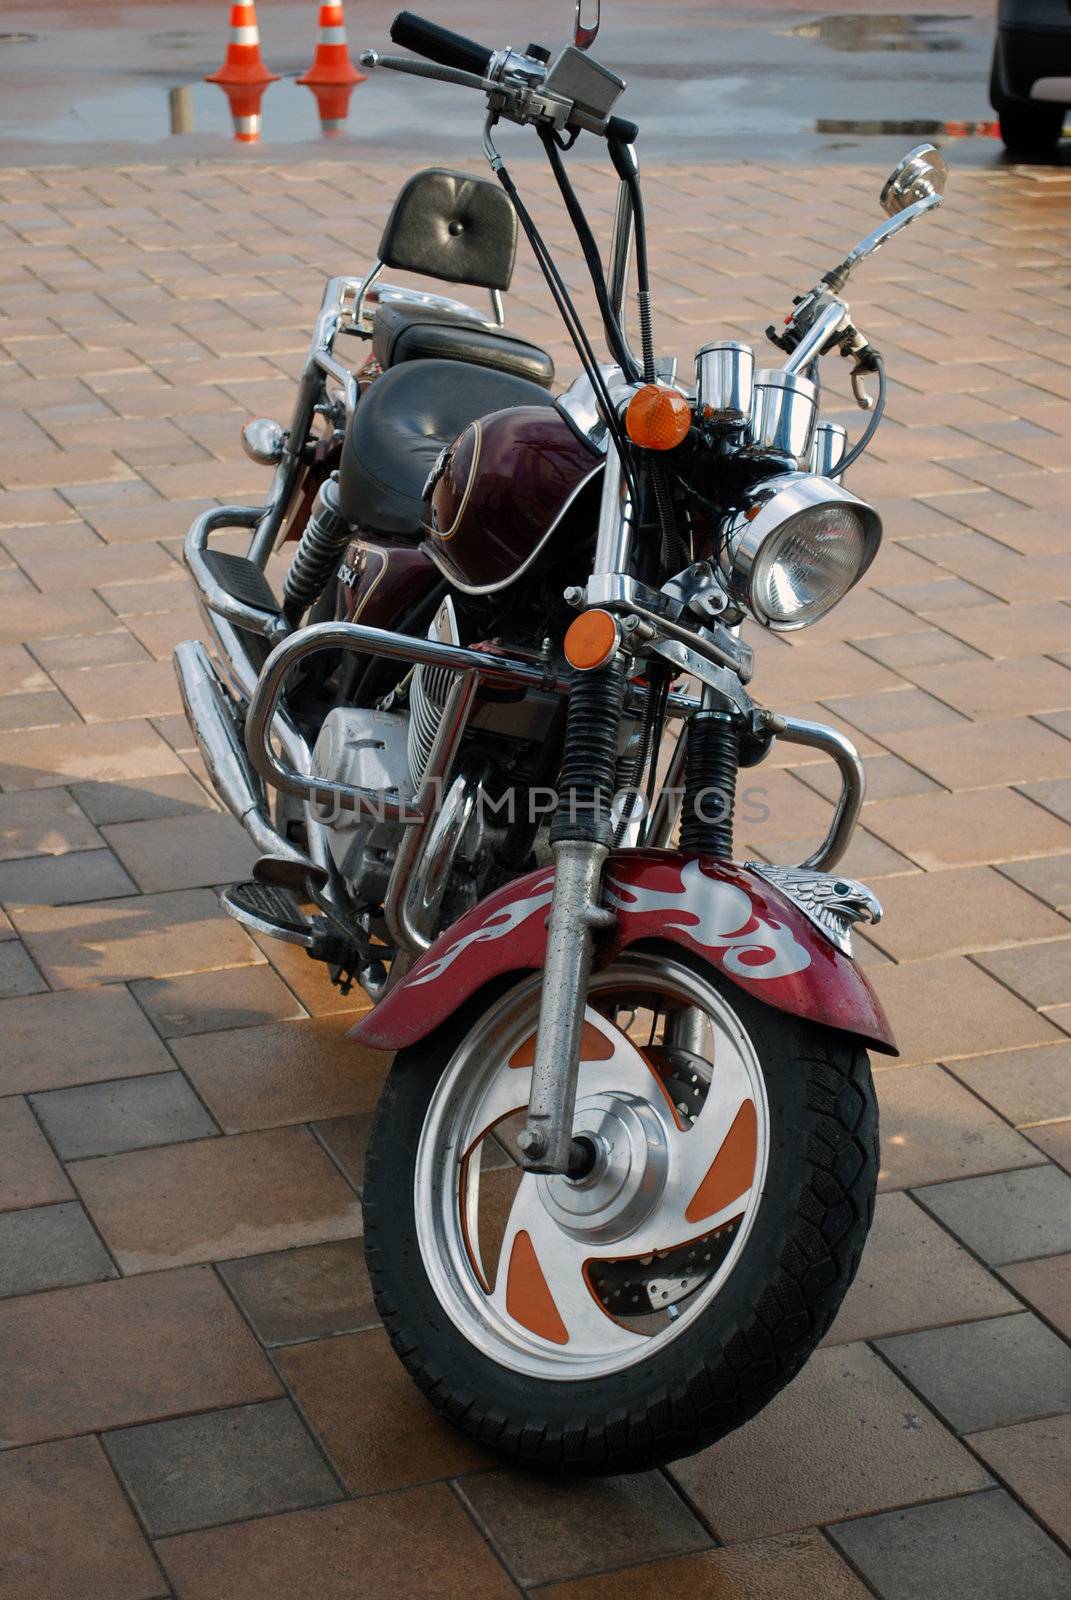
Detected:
[
  {"left": 624, "top": 384, "right": 692, "bottom": 451},
  {"left": 564, "top": 608, "right": 619, "bottom": 671}
]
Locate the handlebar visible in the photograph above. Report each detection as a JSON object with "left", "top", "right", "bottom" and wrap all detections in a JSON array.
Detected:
[{"left": 389, "top": 11, "right": 494, "bottom": 77}]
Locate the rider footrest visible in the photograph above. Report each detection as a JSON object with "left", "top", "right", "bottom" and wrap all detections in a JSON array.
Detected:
[
  {"left": 221, "top": 880, "right": 314, "bottom": 947},
  {"left": 201, "top": 550, "right": 282, "bottom": 615}
]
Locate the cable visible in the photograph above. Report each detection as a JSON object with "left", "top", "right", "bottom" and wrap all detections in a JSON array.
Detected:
[
  {"left": 539, "top": 128, "right": 640, "bottom": 382},
  {"left": 836, "top": 352, "right": 886, "bottom": 476},
  {"left": 491, "top": 150, "right": 639, "bottom": 503}
]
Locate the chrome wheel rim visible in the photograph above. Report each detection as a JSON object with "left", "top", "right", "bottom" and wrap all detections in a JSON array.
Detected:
[{"left": 414, "top": 954, "right": 770, "bottom": 1381}]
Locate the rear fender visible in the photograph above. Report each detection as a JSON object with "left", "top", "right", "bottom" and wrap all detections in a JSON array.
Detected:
[{"left": 350, "top": 850, "right": 897, "bottom": 1055}]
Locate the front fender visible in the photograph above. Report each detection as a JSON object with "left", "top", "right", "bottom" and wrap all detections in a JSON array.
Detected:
[{"left": 349, "top": 850, "right": 897, "bottom": 1055}]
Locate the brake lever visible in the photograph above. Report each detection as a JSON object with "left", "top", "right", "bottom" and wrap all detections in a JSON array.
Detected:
[
  {"left": 359, "top": 50, "right": 491, "bottom": 92},
  {"left": 850, "top": 366, "right": 875, "bottom": 411}
]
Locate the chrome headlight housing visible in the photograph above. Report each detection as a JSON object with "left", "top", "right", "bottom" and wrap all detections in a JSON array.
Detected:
[{"left": 719, "top": 473, "right": 882, "bottom": 631}]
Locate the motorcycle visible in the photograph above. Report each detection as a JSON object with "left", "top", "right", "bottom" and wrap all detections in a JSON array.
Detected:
[{"left": 174, "top": 5, "right": 948, "bottom": 1473}]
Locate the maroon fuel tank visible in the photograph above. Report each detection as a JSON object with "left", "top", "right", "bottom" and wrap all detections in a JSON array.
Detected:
[
  {"left": 335, "top": 538, "right": 439, "bottom": 628},
  {"left": 421, "top": 405, "right": 603, "bottom": 593}
]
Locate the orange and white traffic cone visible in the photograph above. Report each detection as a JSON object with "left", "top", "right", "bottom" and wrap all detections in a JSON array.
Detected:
[
  {"left": 297, "top": 0, "right": 366, "bottom": 87},
  {"left": 212, "top": 79, "right": 270, "bottom": 143},
  {"left": 206, "top": 1, "right": 279, "bottom": 86},
  {"left": 303, "top": 80, "right": 359, "bottom": 138}
]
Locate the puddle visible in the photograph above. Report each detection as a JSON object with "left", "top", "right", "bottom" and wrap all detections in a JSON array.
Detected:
[
  {"left": 789, "top": 13, "right": 970, "bottom": 52},
  {"left": 816, "top": 117, "right": 999, "bottom": 138}
]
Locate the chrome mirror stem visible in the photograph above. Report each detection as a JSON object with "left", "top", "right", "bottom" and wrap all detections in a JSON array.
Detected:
[{"left": 835, "top": 191, "right": 943, "bottom": 282}]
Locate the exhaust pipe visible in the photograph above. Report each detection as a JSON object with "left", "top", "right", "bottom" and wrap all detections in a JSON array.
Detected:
[{"left": 174, "top": 640, "right": 319, "bottom": 879}]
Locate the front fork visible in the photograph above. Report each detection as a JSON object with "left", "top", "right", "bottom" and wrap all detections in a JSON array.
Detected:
[{"left": 520, "top": 631, "right": 748, "bottom": 1172}]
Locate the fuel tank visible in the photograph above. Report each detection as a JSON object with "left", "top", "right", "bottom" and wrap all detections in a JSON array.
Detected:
[{"left": 422, "top": 405, "right": 603, "bottom": 594}]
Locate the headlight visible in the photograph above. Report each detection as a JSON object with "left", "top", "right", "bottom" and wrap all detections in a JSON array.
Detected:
[{"left": 719, "top": 473, "right": 882, "bottom": 631}]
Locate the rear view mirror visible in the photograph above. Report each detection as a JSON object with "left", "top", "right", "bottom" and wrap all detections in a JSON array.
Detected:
[{"left": 880, "top": 143, "right": 949, "bottom": 215}]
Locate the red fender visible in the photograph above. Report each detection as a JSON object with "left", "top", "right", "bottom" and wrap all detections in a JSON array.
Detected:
[{"left": 350, "top": 850, "right": 897, "bottom": 1055}]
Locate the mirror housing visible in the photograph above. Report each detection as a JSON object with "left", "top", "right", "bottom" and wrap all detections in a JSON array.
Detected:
[
  {"left": 574, "top": 0, "right": 600, "bottom": 50},
  {"left": 880, "top": 143, "right": 949, "bottom": 216}
]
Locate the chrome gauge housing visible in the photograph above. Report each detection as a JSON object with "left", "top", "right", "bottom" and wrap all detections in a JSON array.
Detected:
[{"left": 719, "top": 472, "right": 882, "bottom": 632}]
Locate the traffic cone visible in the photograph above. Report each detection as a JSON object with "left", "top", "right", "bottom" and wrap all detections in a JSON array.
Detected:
[
  {"left": 297, "top": 1, "right": 365, "bottom": 87},
  {"left": 303, "top": 80, "right": 360, "bottom": 138},
  {"left": 206, "top": 1, "right": 279, "bottom": 86},
  {"left": 212, "top": 79, "right": 270, "bottom": 143}
]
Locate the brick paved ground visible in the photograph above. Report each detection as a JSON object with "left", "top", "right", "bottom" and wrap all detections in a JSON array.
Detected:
[{"left": 0, "top": 154, "right": 1069, "bottom": 1598}]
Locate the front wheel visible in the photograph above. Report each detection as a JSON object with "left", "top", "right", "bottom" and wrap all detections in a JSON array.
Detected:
[{"left": 363, "top": 948, "right": 878, "bottom": 1473}]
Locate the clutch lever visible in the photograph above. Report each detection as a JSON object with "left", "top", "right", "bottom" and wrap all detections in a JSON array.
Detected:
[{"left": 359, "top": 50, "right": 492, "bottom": 92}]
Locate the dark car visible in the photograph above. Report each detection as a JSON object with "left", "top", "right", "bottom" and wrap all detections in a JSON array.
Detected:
[{"left": 990, "top": 0, "right": 1070, "bottom": 151}]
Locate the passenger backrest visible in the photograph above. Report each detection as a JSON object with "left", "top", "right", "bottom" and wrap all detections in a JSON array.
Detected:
[{"left": 377, "top": 169, "right": 518, "bottom": 292}]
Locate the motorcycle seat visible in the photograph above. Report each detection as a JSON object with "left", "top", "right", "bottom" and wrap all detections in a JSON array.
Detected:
[
  {"left": 339, "top": 357, "right": 556, "bottom": 537},
  {"left": 372, "top": 301, "right": 555, "bottom": 389}
]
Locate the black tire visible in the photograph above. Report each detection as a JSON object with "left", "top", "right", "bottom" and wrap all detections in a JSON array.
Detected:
[
  {"left": 997, "top": 100, "right": 1065, "bottom": 154},
  {"left": 363, "top": 951, "right": 878, "bottom": 1474}
]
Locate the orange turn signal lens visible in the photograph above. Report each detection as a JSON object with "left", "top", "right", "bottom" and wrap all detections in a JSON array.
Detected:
[
  {"left": 624, "top": 384, "right": 692, "bottom": 451},
  {"left": 564, "top": 608, "right": 619, "bottom": 672}
]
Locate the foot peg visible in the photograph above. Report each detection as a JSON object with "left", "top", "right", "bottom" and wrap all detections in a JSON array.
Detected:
[
  {"left": 221, "top": 880, "right": 366, "bottom": 981},
  {"left": 222, "top": 880, "right": 316, "bottom": 947}
]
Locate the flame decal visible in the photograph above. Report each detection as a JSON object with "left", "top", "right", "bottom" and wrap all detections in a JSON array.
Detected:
[
  {"left": 604, "top": 857, "right": 811, "bottom": 980},
  {"left": 407, "top": 873, "right": 556, "bottom": 987}
]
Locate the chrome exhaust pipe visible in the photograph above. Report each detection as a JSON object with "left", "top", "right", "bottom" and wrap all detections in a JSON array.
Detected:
[{"left": 173, "top": 640, "right": 316, "bottom": 877}]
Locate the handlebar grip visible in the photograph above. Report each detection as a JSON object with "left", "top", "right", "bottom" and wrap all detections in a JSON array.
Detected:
[{"left": 389, "top": 11, "right": 494, "bottom": 77}]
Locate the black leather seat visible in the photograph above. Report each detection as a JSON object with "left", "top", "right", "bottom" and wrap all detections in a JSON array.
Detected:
[
  {"left": 339, "top": 358, "right": 556, "bottom": 536},
  {"left": 372, "top": 302, "right": 555, "bottom": 388}
]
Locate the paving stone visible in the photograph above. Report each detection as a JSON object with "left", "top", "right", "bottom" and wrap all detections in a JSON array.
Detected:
[
  {"left": 0, "top": 983, "right": 174, "bottom": 1094},
  {"left": 0, "top": 939, "right": 46, "bottom": 997},
  {"left": 104, "top": 1399, "right": 342, "bottom": 1537},
  {"left": 823, "top": 686, "right": 966, "bottom": 738},
  {"left": 13, "top": 886, "right": 259, "bottom": 987},
  {"left": 0, "top": 686, "right": 78, "bottom": 732},
  {"left": 967, "top": 1413, "right": 1071, "bottom": 1547},
  {"left": 863, "top": 866, "right": 1068, "bottom": 962},
  {"left": 28, "top": 627, "right": 150, "bottom": 672},
  {"left": 130, "top": 962, "right": 303, "bottom": 1037},
  {"left": 52, "top": 657, "right": 182, "bottom": 723},
  {"left": 156, "top": 1484, "right": 518, "bottom": 1600},
  {"left": 0, "top": 641, "right": 50, "bottom": 694},
  {"left": 881, "top": 719, "right": 1071, "bottom": 792},
  {"left": 998, "top": 854, "right": 1071, "bottom": 915},
  {"left": 1020, "top": 776, "right": 1071, "bottom": 826},
  {"left": 974, "top": 940, "right": 1071, "bottom": 1011},
  {"left": 863, "top": 787, "right": 1071, "bottom": 870},
  {"left": 0, "top": 847, "right": 137, "bottom": 907},
  {"left": 277, "top": 1328, "right": 493, "bottom": 1493},
  {"left": 218, "top": 1239, "right": 376, "bottom": 1346},
  {"left": 0, "top": 1435, "right": 164, "bottom": 1600},
  {"left": 1025, "top": 1118, "right": 1071, "bottom": 1170},
  {"left": 459, "top": 1465, "right": 712, "bottom": 1588},
  {"left": 312, "top": 1112, "right": 373, "bottom": 1193},
  {"left": 949, "top": 1042, "right": 1071, "bottom": 1127},
  {"left": 878, "top": 1310, "right": 1071, "bottom": 1433},
  {"left": 72, "top": 1126, "right": 361, "bottom": 1272},
  {"left": 31, "top": 1071, "right": 218, "bottom": 1160},
  {"left": 875, "top": 1063, "right": 1045, "bottom": 1189},
  {"left": 916, "top": 1165, "right": 1071, "bottom": 1265},
  {"left": 828, "top": 1489, "right": 1071, "bottom": 1600},
  {"left": 909, "top": 657, "right": 1071, "bottom": 721},
  {"left": 796, "top": 750, "right": 941, "bottom": 804},
  {"left": 824, "top": 1191, "right": 1016, "bottom": 1344},
  {"left": 535, "top": 1533, "right": 872, "bottom": 1599},
  {"left": 251, "top": 931, "right": 374, "bottom": 1015},
  {"left": 871, "top": 959, "right": 1062, "bottom": 1067},
  {"left": 70, "top": 770, "right": 214, "bottom": 824},
  {"left": 0, "top": 1200, "right": 116, "bottom": 1297},
  {"left": 0, "top": 718, "right": 184, "bottom": 790},
  {"left": 0, "top": 1094, "right": 73, "bottom": 1211},
  {"left": 170, "top": 1017, "right": 387, "bottom": 1133},
  {"left": 668, "top": 1340, "right": 989, "bottom": 1540},
  {"left": 0, "top": 787, "right": 104, "bottom": 861},
  {"left": 998, "top": 1248, "right": 1069, "bottom": 1337},
  {"left": 101, "top": 810, "right": 259, "bottom": 893},
  {"left": 925, "top": 600, "right": 1071, "bottom": 659}
]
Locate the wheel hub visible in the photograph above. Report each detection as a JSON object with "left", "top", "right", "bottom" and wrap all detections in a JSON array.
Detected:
[{"left": 538, "top": 1091, "right": 669, "bottom": 1245}]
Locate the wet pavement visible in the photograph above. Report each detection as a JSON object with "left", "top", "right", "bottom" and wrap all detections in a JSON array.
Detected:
[{"left": 0, "top": 0, "right": 1036, "bottom": 167}]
